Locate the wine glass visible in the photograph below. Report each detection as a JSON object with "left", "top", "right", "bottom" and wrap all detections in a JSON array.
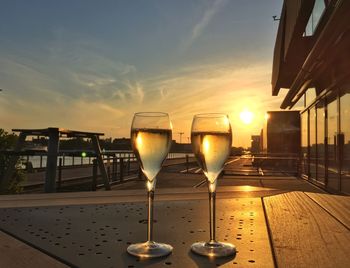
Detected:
[
  {"left": 190, "top": 113, "right": 236, "bottom": 257},
  {"left": 127, "top": 112, "right": 173, "bottom": 258}
]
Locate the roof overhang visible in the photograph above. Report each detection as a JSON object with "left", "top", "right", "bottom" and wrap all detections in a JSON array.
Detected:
[
  {"left": 272, "top": 0, "right": 315, "bottom": 96},
  {"left": 280, "top": 0, "right": 350, "bottom": 109}
]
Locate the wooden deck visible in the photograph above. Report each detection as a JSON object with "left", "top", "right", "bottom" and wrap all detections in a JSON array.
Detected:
[{"left": 0, "top": 185, "right": 349, "bottom": 268}]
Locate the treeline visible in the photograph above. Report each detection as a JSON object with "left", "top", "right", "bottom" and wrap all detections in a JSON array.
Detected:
[{"left": 32, "top": 137, "right": 131, "bottom": 150}]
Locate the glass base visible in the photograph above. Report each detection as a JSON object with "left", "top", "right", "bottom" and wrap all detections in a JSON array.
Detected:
[
  {"left": 191, "top": 241, "right": 236, "bottom": 257},
  {"left": 127, "top": 241, "right": 173, "bottom": 258}
]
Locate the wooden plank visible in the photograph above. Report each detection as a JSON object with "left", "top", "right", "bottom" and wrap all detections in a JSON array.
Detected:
[
  {"left": 0, "top": 231, "right": 69, "bottom": 268},
  {"left": 305, "top": 192, "right": 350, "bottom": 229},
  {"left": 264, "top": 191, "right": 350, "bottom": 268}
]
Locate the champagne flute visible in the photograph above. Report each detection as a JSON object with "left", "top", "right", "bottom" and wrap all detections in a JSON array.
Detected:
[
  {"left": 190, "top": 113, "right": 236, "bottom": 257},
  {"left": 127, "top": 112, "right": 173, "bottom": 258}
]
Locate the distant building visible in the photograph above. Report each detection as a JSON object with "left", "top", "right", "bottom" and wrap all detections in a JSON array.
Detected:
[
  {"left": 251, "top": 135, "right": 261, "bottom": 154},
  {"left": 272, "top": 0, "right": 350, "bottom": 194},
  {"left": 112, "top": 138, "right": 131, "bottom": 150},
  {"left": 262, "top": 111, "right": 300, "bottom": 155}
]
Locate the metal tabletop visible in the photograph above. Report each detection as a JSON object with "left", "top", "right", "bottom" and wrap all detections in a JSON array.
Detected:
[{"left": 0, "top": 197, "right": 273, "bottom": 268}]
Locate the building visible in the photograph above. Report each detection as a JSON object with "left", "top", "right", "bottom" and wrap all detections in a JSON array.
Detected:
[
  {"left": 251, "top": 135, "right": 261, "bottom": 154},
  {"left": 262, "top": 111, "right": 300, "bottom": 155},
  {"left": 272, "top": 0, "right": 350, "bottom": 194}
]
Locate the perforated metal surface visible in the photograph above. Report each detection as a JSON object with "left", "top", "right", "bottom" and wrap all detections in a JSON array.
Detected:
[{"left": 0, "top": 198, "right": 273, "bottom": 267}]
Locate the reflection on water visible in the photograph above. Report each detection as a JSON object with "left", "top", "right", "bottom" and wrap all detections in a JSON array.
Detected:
[{"left": 19, "top": 152, "right": 190, "bottom": 169}]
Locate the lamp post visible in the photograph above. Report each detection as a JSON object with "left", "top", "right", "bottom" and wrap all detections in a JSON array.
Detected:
[{"left": 176, "top": 132, "right": 184, "bottom": 144}]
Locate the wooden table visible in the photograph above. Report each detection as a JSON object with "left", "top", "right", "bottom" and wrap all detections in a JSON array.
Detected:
[{"left": 0, "top": 188, "right": 349, "bottom": 268}]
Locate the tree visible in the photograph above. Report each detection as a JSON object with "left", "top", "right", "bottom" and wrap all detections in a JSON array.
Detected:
[{"left": 0, "top": 129, "right": 25, "bottom": 193}]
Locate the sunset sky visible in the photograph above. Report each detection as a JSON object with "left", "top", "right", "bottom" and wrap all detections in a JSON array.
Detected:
[{"left": 0, "top": 0, "right": 286, "bottom": 147}]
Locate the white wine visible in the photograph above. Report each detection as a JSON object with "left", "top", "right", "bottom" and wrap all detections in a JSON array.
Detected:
[
  {"left": 131, "top": 128, "right": 172, "bottom": 182},
  {"left": 127, "top": 113, "right": 174, "bottom": 258},
  {"left": 190, "top": 114, "right": 236, "bottom": 258},
  {"left": 191, "top": 131, "right": 232, "bottom": 183}
]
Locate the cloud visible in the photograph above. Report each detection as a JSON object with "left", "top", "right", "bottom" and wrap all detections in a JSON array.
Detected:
[
  {"left": 159, "top": 87, "right": 169, "bottom": 100},
  {"left": 140, "top": 60, "right": 285, "bottom": 147},
  {"left": 0, "top": 28, "right": 282, "bottom": 147},
  {"left": 183, "top": 0, "right": 229, "bottom": 50},
  {"left": 126, "top": 81, "right": 144, "bottom": 104}
]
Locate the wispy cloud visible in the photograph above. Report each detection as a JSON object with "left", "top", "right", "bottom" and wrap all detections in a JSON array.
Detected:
[
  {"left": 141, "top": 61, "right": 285, "bottom": 147},
  {"left": 183, "top": 0, "right": 229, "bottom": 50}
]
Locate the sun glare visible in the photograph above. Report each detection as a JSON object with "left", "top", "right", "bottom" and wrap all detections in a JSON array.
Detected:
[{"left": 240, "top": 110, "right": 253, "bottom": 125}]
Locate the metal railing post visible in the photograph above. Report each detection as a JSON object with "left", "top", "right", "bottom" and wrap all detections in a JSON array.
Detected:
[
  {"left": 138, "top": 166, "right": 143, "bottom": 181},
  {"left": 92, "top": 159, "right": 97, "bottom": 191},
  {"left": 127, "top": 154, "right": 131, "bottom": 175},
  {"left": 120, "top": 158, "right": 124, "bottom": 182},
  {"left": 58, "top": 158, "right": 62, "bottom": 190},
  {"left": 186, "top": 154, "right": 189, "bottom": 173}
]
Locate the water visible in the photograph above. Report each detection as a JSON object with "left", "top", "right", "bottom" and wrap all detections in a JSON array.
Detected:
[{"left": 19, "top": 152, "right": 191, "bottom": 169}]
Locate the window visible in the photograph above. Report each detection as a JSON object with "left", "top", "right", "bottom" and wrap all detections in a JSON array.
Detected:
[
  {"left": 327, "top": 98, "right": 339, "bottom": 191},
  {"left": 340, "top": 90, "right": 350, "bottom": 194},
  {"left": 309, "top": 106, "right": 317, "bottom": 179},
  {"left": 301, "top": 111, "right": 309, "bottom": 176},
  {"left": 293, "top": 95, "right": 305, "bottom": 110},
  {"left": 316, "top": 100, "right": 325, "bottom": 184},
  {"left": 304, "top": 0, "right": 326, "bottom": 36},
  {"left": 305, "top": 88, "right": 317, "bottom": 107}
]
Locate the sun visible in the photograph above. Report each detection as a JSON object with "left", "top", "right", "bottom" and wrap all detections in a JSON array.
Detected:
[{"left": 240, "top": 110, "right": 254, "bottom": 124}]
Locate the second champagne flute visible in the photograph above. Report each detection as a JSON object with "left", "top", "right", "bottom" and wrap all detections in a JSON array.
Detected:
[
  {"left": 127, "top": 112, "right": 173, "bottom": 258},
  {"left": 190, "top": 113, "right": 236, "bottom": 257}
]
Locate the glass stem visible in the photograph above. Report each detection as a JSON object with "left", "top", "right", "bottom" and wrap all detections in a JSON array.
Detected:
[
  {"left": 209, "top": 191, "right": 216, "bottom": 243},
  {"left": 147, "top": 190, "right": 154, "bottom": 242}
]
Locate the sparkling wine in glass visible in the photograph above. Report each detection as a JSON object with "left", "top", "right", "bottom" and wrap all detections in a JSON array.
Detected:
[
  {"left": 190, "top": 113, "right": 236, "bottom": 257},
  {"left": 127, "top": 112, "right": 173, "bottom": 258}
]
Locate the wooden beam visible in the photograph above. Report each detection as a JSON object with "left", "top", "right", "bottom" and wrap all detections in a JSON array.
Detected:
[
  {"left": 91, "top": 135, "right": 111, "bottom": 190},
  {"left": 44, "top": 128, "right": 59, "bottom": 193},
  {"left": 305, "top": 192, "right": 350, "bottom": 229},
  {"left": 263, "top": 191, "right": 350, "bottom": 267}
]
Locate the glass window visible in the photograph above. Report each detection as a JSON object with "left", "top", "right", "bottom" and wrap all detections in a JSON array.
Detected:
[
  {"left": 340, "top": 91, "right": 350, "bottom": 194},
  {"left": 293, "top": 95, "right": 304, "bottom": 110},
  {"left": 304, "top": 0, "right": 326, "bottom": 36},
  {"left": 301, "top": 111, "right": 309, "bottom": 176},
  {"left": 327, "top": 98, "right": 339, "bottom": 191},
  {"left": 305, "top": 88, "right": 317, "bottom": 107},
  {"left": 309, "top": 106, "right": 317, "bottom": 179},
  {"left": 316, "top": 101, "right": 325, "bottom": 184}
]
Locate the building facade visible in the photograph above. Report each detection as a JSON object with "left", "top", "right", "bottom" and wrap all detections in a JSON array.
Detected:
[
  {"left": 251, "top": 135, "right": 261, "bottom": 154},
  {"left": 272, "top": 0, "right": 350, "bottom": 194},
  {"left": 262, "top": 111, "right": 300, "bottom": 155}
]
